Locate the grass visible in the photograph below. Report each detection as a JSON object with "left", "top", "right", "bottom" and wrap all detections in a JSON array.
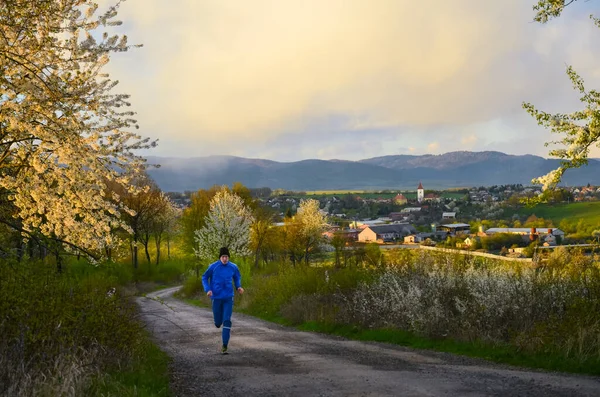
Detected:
[
  {"left": 295, "top": 323, "right": 599, "bottom": 375},
  {"left": 184, "top": 297, "right": 211, "bottom": 308},
  {"left": 0, "top": 256, "right": 183, "bottom": 396},
  {"left": 510, "top": 201, "right": 600, "bottom": 224},
  {"left": 88, "top": 339, "right": 171, "bottom": 396}
]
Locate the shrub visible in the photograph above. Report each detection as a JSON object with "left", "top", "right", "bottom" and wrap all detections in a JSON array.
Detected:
[{"left": 335, "top": 250, "right": 600, "bottom": 363}]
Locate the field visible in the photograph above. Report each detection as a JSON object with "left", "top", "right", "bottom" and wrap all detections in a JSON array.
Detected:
[{"left": 511, "top": 201, "right": 600, "bottom": 224}]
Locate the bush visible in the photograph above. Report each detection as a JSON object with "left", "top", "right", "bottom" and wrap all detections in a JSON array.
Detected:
[
  {"left": 179, "top": 275, "right": 204, "bottom": 298},
  {"left": 335, "top": 250, "right": 600, "bottom": 364}
]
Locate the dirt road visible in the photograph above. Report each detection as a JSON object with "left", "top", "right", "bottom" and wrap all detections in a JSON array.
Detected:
[{"left": 137, "top": 286, "right": 600, "bottom": 396}]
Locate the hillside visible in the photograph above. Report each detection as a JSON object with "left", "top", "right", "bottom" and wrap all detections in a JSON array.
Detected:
[{"left": 145, "top": 151, "right": 600, "bottom": 192}]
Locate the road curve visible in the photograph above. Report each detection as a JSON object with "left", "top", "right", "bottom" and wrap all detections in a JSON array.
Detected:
[{"left": 137, "top": 286, "right": 600, "bottom": 397}]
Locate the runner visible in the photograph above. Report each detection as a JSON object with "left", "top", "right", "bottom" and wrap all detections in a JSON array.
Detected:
[{"left": 202, "top": 247, "right": 244, "bottom": 354}]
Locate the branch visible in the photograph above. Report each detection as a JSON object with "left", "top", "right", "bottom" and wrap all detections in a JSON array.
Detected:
[{"left": 0, "top": 217, "right": 100, "bottom": 260}]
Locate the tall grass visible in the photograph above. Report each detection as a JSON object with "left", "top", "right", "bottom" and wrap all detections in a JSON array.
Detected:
[
  {"left": 0, "top": 259, "right": 173, "bottom": 396},
  {"left": 237, "top": 263, "right": 375, "bottom": 322}
]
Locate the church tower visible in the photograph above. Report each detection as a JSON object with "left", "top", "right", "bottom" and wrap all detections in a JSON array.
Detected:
[{"left": 417, "top": 182, "right": 424, "bottom": 203}]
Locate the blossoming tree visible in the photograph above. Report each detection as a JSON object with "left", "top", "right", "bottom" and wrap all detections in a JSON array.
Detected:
[
  {"left": 0, "top": 0, "right": 155, "bottom": 257},
  {"left": 524, "top": 0, "right": 600, "bottom": 191},
  {"left": 295, "top": 199, "right": 328, "bottom": 265},
  {"left": 194, "top": 188, "right": 255, "bottom": 262}
]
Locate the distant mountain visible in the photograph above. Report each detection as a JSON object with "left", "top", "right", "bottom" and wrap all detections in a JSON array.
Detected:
[{"left": 145, "top": 151, "right": 600, "bottom": 192}]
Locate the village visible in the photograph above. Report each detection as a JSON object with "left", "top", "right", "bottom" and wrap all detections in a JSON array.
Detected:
[
  {"left": 265, "top": 182, "right": 599, "bottom": 259},
  {"left": 167, "top": 181, "right": 600, "bottom": 259}
]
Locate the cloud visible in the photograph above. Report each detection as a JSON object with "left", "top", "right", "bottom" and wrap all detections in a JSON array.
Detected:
[
  {"left": 101, "top": 0, "right": 600, "bottom": 159},
  {"left": 427, "top": 142, "right": 440, "bottom": 153},
  {"left": 461, "top": 134, "right": 478, "bottom": 146}
]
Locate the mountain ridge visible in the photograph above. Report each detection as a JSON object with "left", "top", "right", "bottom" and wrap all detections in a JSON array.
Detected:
[{"left": 145, "top": 151, "right": 600, "bottom": 192}]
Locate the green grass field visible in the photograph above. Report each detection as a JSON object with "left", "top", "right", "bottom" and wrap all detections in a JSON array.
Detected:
[{"left": 512, "top": 201, "right": 600, "bottom": 224}]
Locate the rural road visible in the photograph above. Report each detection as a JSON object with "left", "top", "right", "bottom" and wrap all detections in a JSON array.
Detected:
[{"left": 138, "top": 286, "right": 600, "bottom": 396}]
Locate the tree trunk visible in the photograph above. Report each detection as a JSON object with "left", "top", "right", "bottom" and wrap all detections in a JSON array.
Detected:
[
  {"left": 17, "top": 241, "right": 24, "bottom": 262},
  {"left": 254, "top": 247, "right": 260, "bottom": 269},
  {"left": 167, "top": 238, "right": 171, "bottom": 259},
  {"left": 133, "top": 244, "right": 138, "bottom": 269},
  {"left": 305, "top": 246, "right": 309, "bottom": 266},
  {"left": 56, "top": 251, "right": 62, "bottom": 273},
  {"left": 144, "top": 241, "right": 151, "bottom": 264},
  {"left": 154, "top": 231, "right": 163, "bottom": 265}
]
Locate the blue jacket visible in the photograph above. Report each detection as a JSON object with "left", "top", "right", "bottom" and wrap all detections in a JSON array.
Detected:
[{"left": 202, "top": 260, "right": 242, "bottom": 300}]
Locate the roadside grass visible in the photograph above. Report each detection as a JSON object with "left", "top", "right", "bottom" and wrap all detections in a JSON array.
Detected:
[
  {"left": 295, "top": 323, "right": 599, "bottom": 375},
  {"left": 0, "top": 256, "right": 183, "bottom": 396},
  {"left": 65, "top": 255, "right": 189, "bottom": 288},
  {"left": 87, "top": 338, "right": 171, "bottom": 397}
]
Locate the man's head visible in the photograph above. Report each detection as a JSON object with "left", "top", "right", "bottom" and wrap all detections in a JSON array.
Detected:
[{"left": 219, "top": 247, "right": 230, "bottom": 264}]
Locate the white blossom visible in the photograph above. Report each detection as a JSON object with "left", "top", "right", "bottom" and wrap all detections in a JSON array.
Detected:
[
  {"left": 0, "top": 1, "right": 154, "bottom": 256},
  {"left": 193, "top": 188, "right": 254, "bottom": 261}
]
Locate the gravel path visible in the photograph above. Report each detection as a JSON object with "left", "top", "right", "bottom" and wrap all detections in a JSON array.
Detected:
[{"left": 137, "top": 286, "right": 600, "bottom": 397}]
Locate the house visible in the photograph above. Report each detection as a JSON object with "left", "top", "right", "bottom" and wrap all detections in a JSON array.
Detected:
[
  {"left": 462, "top": 236, "right": 479, "bottom": 248},
  {"left": 423, "top": 193, "right": 441, "bottom": 202},
  {"left": 439, "top": 223, "right": 471, "bottom": 235},
  {"left": 543, "top": 234, "right": 557, "bottom": 246},
  {"left": 353, "top": 218, "right": 388, "bottom": 228},
  {"left": 404, "top": 231, "right": 448, "bottom": 244},
  {"left": 401, "top": 207, "right": 422, "bottom": 213},
  {"left": 358, "top": 224, "right": 417, "bottom": 243},
  {"left": 393, "top": 193, "right": 408, "bottom": 205},
  {"left": 442, "top": 212, "right": 456, "bottom": 220},
  {"left": 389, "top": 212, "right": 407, "bottom": 222},
  {"left": 485, "top": 227, "right": 565, "bottom": 243},
  {"left": 485, "top": 227, "right": 564, "bottom": 237},
  {"left": 323, "top": 229, "right": 359, "bottom": 241}
]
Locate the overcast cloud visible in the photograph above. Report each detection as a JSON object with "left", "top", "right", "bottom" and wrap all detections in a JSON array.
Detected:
[{"left": 103, "top": 0, "right": 600, "bottom": 161}]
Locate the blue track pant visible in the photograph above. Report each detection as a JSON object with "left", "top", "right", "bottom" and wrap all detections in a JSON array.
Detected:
[{"left": 212, "top": 297, "right": 233, "bottom": 347}]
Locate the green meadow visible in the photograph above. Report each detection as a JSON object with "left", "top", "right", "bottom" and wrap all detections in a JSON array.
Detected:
[{"left": 507, "top": 201, "right": 600, "bottom": 225}]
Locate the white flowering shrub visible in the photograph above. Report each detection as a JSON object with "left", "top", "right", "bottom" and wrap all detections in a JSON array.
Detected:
[{"left": 336, "top": 250, "right": 599, "bottom": 349}]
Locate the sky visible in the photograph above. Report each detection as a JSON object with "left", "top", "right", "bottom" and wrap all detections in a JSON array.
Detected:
[{"left": 103, "top": 0, "right": 600, "bottom": 162}]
